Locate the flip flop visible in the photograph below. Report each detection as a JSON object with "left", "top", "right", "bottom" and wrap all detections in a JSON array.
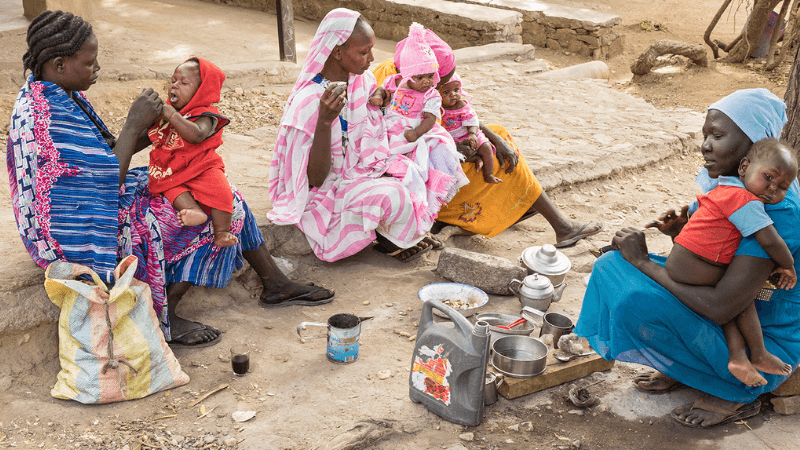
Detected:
[
  {"left": 425, "top": 233, "right": 445, "bottom": 251},
  {"left": 554, "top": 222, "right": 604, "bottom": 248},
  {"left": 259, "top": 287, "right": 335, "bottom": 308},
  {"left": 373, "top": 241, "right": 431, "bottom": 262},
  {"left": 633, "top": 371, "right": 682, "bottom": 394},
  {"left": 670, "top": 399, "right": 761, "bottom": 428},
  {"left": 167, "top": 324, "right": 222, "bottom": 349}
]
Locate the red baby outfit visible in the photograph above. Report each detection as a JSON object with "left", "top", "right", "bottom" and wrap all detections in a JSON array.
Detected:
[
  {"left": 675, "top": 180, "right": 773, "bottom": 264},
  {"left": 148, "top": 57, "right": 232, "bottom": 213}
]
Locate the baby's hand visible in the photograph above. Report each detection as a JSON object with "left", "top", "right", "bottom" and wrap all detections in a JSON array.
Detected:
[
  {"left": 404, "top": 129, "right": 419, "bottom": 142},
  {"left": 772, "top": 266, "right": 797, "bottom": 290},
  {"left": 368, "top": 93, "right": 383, "bottom": 107},
  {"left": 161, "top": 103, "right": 178, "bottom": 122},
  {"left": 467, "top": 134, "right": 479, "bottom": 150}
]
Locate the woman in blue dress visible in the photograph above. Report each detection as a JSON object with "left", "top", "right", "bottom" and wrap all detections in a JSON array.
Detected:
[{"left": 576, "top": 88, "right": 800, "bottom": 428}]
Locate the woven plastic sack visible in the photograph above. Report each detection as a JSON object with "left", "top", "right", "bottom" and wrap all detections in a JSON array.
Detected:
[{"left": 45, "top": 255, "right": 189, "bottom": 403}]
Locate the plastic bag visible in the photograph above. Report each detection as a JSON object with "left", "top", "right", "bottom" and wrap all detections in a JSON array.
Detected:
[{"left": 45, "top": 255, "right": 189, "bottom": 403}]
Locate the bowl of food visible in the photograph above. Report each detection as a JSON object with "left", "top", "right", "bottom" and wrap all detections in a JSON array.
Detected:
[{"left": 417, "top": 283, "right": 489, "bottom": 318}]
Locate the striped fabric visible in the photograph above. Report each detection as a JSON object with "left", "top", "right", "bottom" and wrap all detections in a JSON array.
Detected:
[
  {"left": 45, "top": 256, "right": 189, "bottom": 404},
  {"left": 381, "top": 73, "right": 467, "bottom": 231},
  {"left": 269, "top": 8, "right": 442, "bottom": 261},
  {"left": 8, "top": 76, "right": 265, "bottom": 341}
]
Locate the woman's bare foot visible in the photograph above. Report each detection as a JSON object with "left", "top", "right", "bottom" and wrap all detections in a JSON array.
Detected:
[
  {"left": 728, "top": 358, "right": 768, "bottom": 386},
  {"left": 750, "top": 351, "right": 792, "bottom": 376},
  {"left": 214, "top": 231, "right": 239, "bottom": 247},
  {"left": 179, "top": 208, "right": 208, "bottom": 226}
]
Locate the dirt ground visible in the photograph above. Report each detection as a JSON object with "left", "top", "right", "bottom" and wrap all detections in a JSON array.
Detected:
[{"left": 0, "top": 0, "right": 798, "bottom": 449}]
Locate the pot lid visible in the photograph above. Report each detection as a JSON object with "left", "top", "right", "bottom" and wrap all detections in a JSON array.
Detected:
[{"left": 521, "top": 244, "right": 571, "bottom": 276}]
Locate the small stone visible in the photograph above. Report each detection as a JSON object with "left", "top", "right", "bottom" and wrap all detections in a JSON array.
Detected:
[
  {"left": 385, "top": 303, "right": 393, "bottom": 307},
  {"left": 204, "top": 435, "right": 215, "bottom": 444},
  {"left": 224, "top": 437, "right": 238, "bottom": 446},
  {"left": 507, "top": 424, "right": 519, "bottom": 431},
  {"left": 505, "top": 439, "right": 514, "bottom": 443},
  {"left": 171, "top": 439, "right": 179, "bottom": 446},
  {"left": 459, "top": 432, "right": 474, "bottom": 441},
  {"left": 174, "top": 435, "right": 185, "bottom": 443},
  {"left": 234, "top": 87, "right": 244, "bottom": 95},
  {"left": 377, "top": 370, "right": 392, "bottom": 380},
  {"left": 232, "top": 411, "right": 257, "bottom": 422},
  {"left": 363, "top": 301, "right": 370, "bottom": 305}
]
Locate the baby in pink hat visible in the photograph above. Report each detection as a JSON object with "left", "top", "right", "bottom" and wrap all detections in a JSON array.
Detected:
[{"left": 370, "top": 23, "right": 447, "bottom": 144}]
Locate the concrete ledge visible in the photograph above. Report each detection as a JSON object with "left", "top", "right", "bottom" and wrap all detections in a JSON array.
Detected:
[{"left": 454, "top": 43, "right": 535, "bottom": 64}]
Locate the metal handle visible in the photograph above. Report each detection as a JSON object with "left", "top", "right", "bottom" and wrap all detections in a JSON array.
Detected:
[
  {"left": 521, "top": 306, "right": 546, "bottom": 321},
  {"left": 296, "top": 321, "right": 328, "bottom": 339},
  {"left": 508, "top": 279, "right": 522, "bottom": 296}
]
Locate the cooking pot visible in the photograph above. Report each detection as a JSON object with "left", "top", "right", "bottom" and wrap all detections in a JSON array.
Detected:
[
  {"left": 508, "top": 273, "right": 566, "bottom": 311},
  {"left": 490, "top": 335, "right": 548, "bottom": 378},
  {"left": 519, "top": 244, "right": 571, "bottom": 286}
]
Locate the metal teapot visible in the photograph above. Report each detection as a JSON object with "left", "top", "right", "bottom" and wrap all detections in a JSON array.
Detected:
[{"left": 508, "top": 273, "right": 566, "bottom": 311}]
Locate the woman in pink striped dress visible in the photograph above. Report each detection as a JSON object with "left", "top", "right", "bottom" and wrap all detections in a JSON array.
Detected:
[{"left": 268, "top": 9, "right": 442, "bottom": 262}]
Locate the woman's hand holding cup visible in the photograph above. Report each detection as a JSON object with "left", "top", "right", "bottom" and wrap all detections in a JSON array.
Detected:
[{"left": 319, "top": 82, "right": 347, "bottom": 126}]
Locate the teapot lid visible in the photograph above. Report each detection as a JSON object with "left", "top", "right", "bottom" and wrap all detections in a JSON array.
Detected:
[
  {"left": 522, "top": 273, "right": 553, "bottom": 291},
  {"left": 521, "top": 244, "right": 571, "bottom": 276}
]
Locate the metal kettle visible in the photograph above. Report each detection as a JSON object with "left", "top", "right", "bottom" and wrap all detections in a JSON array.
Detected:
[{"left": 508, "top": 273, "right": 566, "bottom": 311}]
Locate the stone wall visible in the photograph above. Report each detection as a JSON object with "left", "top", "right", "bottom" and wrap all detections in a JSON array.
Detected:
[
  {"left": 430, "top": 0, "right": 624, "bottom": 59},
  {"left": 203, "top": 0, "right": 523, "bottom": 49},
  {"left": 203, "top": 0, "right": 623, "bottom": 59}
]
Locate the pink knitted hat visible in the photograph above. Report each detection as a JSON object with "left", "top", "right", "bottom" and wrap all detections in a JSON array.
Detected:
[{"left": 394, "top": 23, "right": 440, "bottom": 88}]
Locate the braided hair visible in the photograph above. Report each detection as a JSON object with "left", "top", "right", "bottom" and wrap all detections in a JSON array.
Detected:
[{"left": 23, "top": 10, "right": 93, "bottom": 80}]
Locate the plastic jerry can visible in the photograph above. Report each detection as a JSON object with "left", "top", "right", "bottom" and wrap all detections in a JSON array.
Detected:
[{"left": 409, "top": 299, "right": 491, "bottom": 426}]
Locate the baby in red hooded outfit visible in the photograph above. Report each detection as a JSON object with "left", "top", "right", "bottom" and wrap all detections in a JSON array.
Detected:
[{"left": 148, "top": 57, "right": 237, "bottom": 247}]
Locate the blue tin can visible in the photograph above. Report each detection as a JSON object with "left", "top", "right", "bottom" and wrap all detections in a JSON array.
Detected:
[{"left": 298, "top": 313, "right": 371, "bottom": 364}]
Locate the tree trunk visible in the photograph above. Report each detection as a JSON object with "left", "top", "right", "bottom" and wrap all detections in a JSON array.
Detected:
[
  {"left": 723, "top": 0, "right": 784, "bottom": 62},
  {"left": 781, "top": 41, "right": 800, "bottom": 156}
]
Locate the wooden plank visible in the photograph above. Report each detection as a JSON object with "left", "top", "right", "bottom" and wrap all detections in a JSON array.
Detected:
[{"left": 495, "top": 352, "right": 615, "bottom": 400}]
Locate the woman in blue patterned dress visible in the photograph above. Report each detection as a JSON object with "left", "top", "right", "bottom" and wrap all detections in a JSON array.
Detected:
[{"left": 7, "top": 11, "right": 334, "bottom": 347}]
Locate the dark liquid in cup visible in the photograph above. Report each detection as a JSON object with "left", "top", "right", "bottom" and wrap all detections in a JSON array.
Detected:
[{"left": 231, "top": 354, "right": 250, "bottom": 375}]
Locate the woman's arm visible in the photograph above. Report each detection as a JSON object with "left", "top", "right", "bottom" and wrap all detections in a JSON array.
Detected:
[
  {"left": 480, "top": 123, "right": 517, "bottom": 174},
  {"left": 613, "top": 227, "right": 774, "bottom": 324},
  {"left": 308, "top": 83, "right": 347, "bottom": 187},
  {"left": 114, "top": 88, "right": 162, "bottom": 186}
]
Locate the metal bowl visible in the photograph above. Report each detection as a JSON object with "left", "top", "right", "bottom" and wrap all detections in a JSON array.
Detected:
[
  {"left": 491, "top": 335, "right": 548, "bottom": 378},
  {"left": 418, "top": 283, "right": 489, "bottom": 318}
]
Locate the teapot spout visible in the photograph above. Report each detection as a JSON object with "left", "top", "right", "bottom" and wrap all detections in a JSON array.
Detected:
[{"left": 552, "top": 283, "right": 567, "bottom": 303}]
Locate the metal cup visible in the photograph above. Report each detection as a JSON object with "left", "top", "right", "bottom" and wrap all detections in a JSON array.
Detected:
[
  {"left": 484, "top": 372, "right": 500, "bottom": 405},
  {"left": 521, "top": 306, "right": 575, "bottom": 349}
]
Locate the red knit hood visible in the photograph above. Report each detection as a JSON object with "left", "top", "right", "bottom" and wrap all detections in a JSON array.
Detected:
[{"left": 172, "top": 57, "right": 226, "bottom": 114}]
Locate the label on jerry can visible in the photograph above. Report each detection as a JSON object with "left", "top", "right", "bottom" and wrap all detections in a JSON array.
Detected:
[{"left": 410, "top": 344, "right": 451, "bottom": 405}]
